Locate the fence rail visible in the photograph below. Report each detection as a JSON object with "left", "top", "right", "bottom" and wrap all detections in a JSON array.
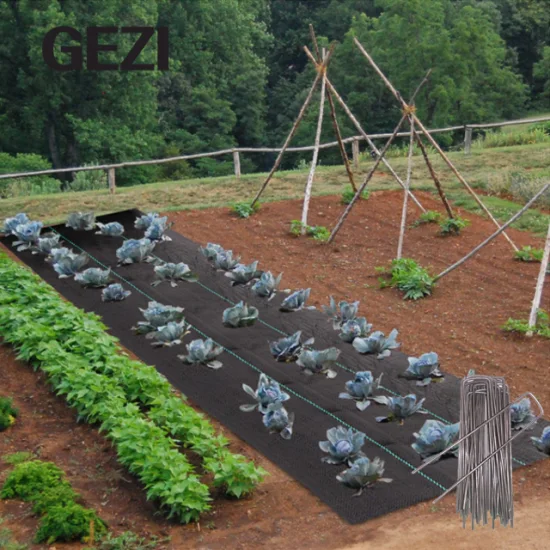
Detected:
[{"left": 1, "top": 114, "right": 549, "bottom": 192}]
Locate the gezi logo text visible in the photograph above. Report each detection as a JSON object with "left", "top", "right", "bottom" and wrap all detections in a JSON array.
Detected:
[{"left": 42, "top": 26, "right": 169, "bottom": 71}]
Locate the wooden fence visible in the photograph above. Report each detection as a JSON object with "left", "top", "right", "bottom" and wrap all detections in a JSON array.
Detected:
[{"left": 1, "top": 115, "right": 549, "bottom": 194}]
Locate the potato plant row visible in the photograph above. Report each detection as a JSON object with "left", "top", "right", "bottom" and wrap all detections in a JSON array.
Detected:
[{"left": 0, "top": 253, "right": 267, "bottom": 521}]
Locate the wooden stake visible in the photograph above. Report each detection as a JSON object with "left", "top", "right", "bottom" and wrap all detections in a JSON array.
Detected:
[
  {"left": 414, "top": 131, "right": 454, "bottom": 219},
  {"left": 328, "top": 111, "right": 409, "bottom": 243},
  {"left": 353, "top": 37, "right": 518, "bottom": 251},
  {"left": 397, "top": 117, "right": 415, "bottom": 259},
  {"left": 526, "top": 220, "right": 550, "bottom": 336},
  {"left": 304, "top": 46, "right": 426, "bottom": 213},
  {"left": 464, "top": 126, "right": 473, "bottom": 155},
  {"left": 107, "top": 167, "right": 116, "bottom": 194},
  {"left": 435, "top": 181, "right": 550, "bottom": 281},
  {"left": 301, "top": 51, "right": 327, "bottom": 234},
  {"left": 233, "top": 150, "right": 241, "bottom": 179},
  {"left": 250, "top": 45, "right": 335, "bottom": 208}
]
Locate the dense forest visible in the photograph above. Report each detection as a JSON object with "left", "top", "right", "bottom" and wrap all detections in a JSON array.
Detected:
[{"left": 0, "top": 0, "right": 549, "bottom": 186}]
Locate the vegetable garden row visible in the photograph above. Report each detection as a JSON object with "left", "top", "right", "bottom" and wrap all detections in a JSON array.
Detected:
[{"left": 1, "top": 209, "right": 549, "bottom": 525}]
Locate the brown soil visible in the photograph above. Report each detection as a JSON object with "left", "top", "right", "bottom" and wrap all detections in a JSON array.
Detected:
[{"left": 1, "top": 190, "right": 550, "bottom": 550}]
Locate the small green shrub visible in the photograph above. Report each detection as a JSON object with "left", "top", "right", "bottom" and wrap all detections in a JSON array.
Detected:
[
  {"left": 439, "top": 216, "right": 469, "bottom": 236},
  {"left": 35, "top": 502, "right": 107, "bottom": 545},
  {"left": 231, "top": 201, "right": 260, "bottom": 219},
  {"left": 341, "top": 186, "right": 370, "bottom": 205},
  {"left": 30, "top": 485, "right": 79, "bottom": 515},
  {"left": 0, "top": 397, "right": 18, "bottom": 431},
  {"left": 514, "top": 246, "right": 544, "bottom": 262},
  {"left": 377, "top": 258, "right": 435, "bottom": 300},
  {"left": 0, "top": 460, "right": 66, "bottom": 500},
  {"left": 412, "top": 210, "right": 442, "bottom": 227},
  {"left": 502, "top": 309, "right": 550, "bottom": 339}
]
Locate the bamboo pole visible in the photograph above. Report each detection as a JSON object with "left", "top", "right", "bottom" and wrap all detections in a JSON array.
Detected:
[
  {"left": 233, "top": 150, "right": 241, "bottom": 179},
  {"left": 301, "top": 52, "right": 327, "bottom": 234},
  {"left": 328, "top": 111, "right": 409, "bottom": 243},
  {"left": 250, "top": 45, "right": 335, "bottom": 208},
  {"left": 435, "top": 181, "right": 550, "bottom": 281},
  {"left": 309, "top": 25, "right": 357, "bottom": 193},
  {"left": 304, "top": 46, "right": 426, "bottom": 213},
  {"left": 414, "top": 131, "right": 454, "bottom": 219},
  {"left": 397, "top": 117, "right": 415, "bottom": 259},
  {"left": 353, "top": 37, "right": 518, "bottom": 252},
  {"left": 526, "top": 220, "right": 550, "bottom": 336}
]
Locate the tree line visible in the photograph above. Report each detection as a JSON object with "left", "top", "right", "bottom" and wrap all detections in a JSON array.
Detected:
[{"left": 0, "top": 0, "right": 548, "bottom": 186}]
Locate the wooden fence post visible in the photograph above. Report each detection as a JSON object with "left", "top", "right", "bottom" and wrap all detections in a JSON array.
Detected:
[
  {"left": 107, "top": 168, "right": 116, "bottom": 194},
  {"left": 464, "top": 126, "right": 472, "bottom": 155},
  {"left": 352, "top": 138, "right": 360, "bottom": 170},
  {"left": 233, "top": 150, "right": 241, "bottom": 179}
]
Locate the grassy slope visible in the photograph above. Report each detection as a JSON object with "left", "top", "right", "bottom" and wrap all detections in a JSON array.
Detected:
[{"left": 1, "top": 142, "right": 549, "bottom": 236}]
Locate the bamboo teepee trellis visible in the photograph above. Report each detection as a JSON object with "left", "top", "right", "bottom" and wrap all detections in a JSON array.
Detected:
[{"left": 250, "top": 28, "right": 436, "bottom": 229}]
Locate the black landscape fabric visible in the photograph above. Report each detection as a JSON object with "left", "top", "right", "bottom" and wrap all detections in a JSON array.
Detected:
[{"left": 2, "top": 209, "right": 549, "bottom": 525}]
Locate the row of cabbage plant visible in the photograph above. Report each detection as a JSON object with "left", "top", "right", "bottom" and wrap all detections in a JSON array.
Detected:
[{"left": 0, "top": 253, "right": 267, "bottom": 511}]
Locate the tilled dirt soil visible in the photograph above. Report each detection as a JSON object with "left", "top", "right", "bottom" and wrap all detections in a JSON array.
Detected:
[{"left": 1, "top": 190, "right": 549, "bottom": 549}]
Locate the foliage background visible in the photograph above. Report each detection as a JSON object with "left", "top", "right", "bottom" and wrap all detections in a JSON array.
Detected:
[{"left": 0, "top": 0, "right": 548, "bottom": 185}]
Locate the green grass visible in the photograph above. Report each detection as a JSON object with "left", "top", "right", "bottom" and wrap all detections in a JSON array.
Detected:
[{"left": 1, "top": 142, "right": 548, "bottom": 236}]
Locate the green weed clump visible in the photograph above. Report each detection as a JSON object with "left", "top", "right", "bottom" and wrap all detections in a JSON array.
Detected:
[
  {"left": 231, "top": 201, "right": 260, "bottom": 218},
  {"left": 439, "top": 216, "right": 469, "bottom": 236},
  {"left": 514, "top": 246, "right": 544, "bottom": 262},
  {"left": 376, "top": 258, "right": 436, "bottom": 300},
  {"left": 502, "top": 309, "right": 550, "bottom": 339},
  {"left": 289, "top": 220, "right": 330, "bottom": 242},
  {"left": 412, "top": 210, "right": 442, "bottom": 227}
]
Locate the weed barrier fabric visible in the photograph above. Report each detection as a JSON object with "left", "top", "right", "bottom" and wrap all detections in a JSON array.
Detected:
[{"left": 2, "top": 209, "right": 548, "bottom": 525}]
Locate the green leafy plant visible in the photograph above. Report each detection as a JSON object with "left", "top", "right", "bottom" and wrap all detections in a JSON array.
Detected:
[
  {"left": 502, "top": 309, "right": 550, "bottom": 339},
  {"left": 439, "top": 216, "right": 469, "bottom": 236},
  {"left": 376, "top": 258, "right": 436, "bottom": 300},
  {"left": 0, "top": 252, "right": 266, "bottom": 522},
  {"left": 289, "top": 220, "right": 330, "bottom": 241},
  {"left": 307, "top": 225, "right": 330, "bottom": 242},
  {"left": 341, "top": 187, "right": 370, "bottom": 205},
  {"left": 514, "top": 246, "right": 544, "bottom": 262},
  {"left": 0, "top": 397, "right": 18, "bottom": 431},
  {"left": 35, "top": 502, "right": 107, "bottom": 545},
  {"left": 231, "top": 201, "right": 260, "bottom": 219},
  {"left": 289, "top": 220, "right": 305, "bottom": 236},
  {"left": 412, "top": 210, "right": 442, "bottom": 227}
]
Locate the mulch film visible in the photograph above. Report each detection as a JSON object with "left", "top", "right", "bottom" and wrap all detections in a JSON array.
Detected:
[{"left": 2, "top": 209, "right": 548, "bottom": 524}]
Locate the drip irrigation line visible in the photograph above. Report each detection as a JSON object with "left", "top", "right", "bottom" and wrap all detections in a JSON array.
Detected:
[
  {"left": 123, "top": 236, "right": 471, "bottom": 427},
  {"left": 49, "top": 228, "right": 449, "bottom": 491},
  {"left": 114, "top": 232, "right": 528, "bottom": 467}
]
